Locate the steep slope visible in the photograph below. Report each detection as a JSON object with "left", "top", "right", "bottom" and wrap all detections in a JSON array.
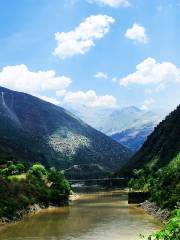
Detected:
[
  {"left": 111, "top": 124, "right": 155, "bottom": 151},
  {"left": 117, "top": 105, "right": 180, "bottom": 176},
  {"left": 117, "top": 105, "right": 180, "bottom": 210},
  {"left": 0, "top": 86, "right": 132, "bottom": 178}
]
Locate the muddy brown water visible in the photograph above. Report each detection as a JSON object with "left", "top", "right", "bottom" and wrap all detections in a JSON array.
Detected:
[{"left": 0, "top": 190, "right": 161, "bottom": 240}]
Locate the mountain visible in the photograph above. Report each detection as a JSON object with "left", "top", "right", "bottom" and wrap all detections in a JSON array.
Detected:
[
  {"left": 0, "top": 86, "right": 132, "bottom": 179},
  {"left": 117, "top": 105, "right": 180, "bottom": 176},
  {"left": 117, "top": 105, "right": 180, "bottom": 210},
  {"left": 111, "top": 123, "right": 155, "bottom": 152},
  {"left": 72, "top": 106, "right": 166, "bottom": 151}
]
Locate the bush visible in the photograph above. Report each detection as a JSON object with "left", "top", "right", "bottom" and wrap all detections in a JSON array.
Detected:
[
  {"left": 141, "top": 210, "right": 180, "bottom": 240},
  {"left": 48, "top": 168, "right": 71, "bottom": 195},
  {"left": 27, "top": 163, "right": 47, "bottom": 179},
  {"left": 129, "top": 154, "right": 180, "bottom": 210},
  {"left": 0, "top": 164, "right": 71, "bottom": 219}
]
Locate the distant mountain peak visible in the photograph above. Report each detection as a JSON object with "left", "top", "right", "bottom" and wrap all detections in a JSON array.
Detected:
[
  {"left": 70, "top": 103, "right": 167, "bottom": 151},
  {"left": 121, "top": 106, "right": 141, "bottom": 112}
]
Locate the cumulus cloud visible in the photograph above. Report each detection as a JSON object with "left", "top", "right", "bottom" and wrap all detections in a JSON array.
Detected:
[
  {"left": 88, "top": 0, "right": 130, "bottom": 8},
  {"left": 0, "top": 64, "right": 118, "bottom": 109},
  {"left": 56, "top": 89, "right": 67, "bottom": 97},
  {"left": 63, "top": 90, "right": 117, "bottom": 108},
  {"left": 140, "top": 98, "right": 155, "bottom": 110},
  {"left": 40, "top": 96, "right": 60, "bottom": 105},
  {"left": 94, "top": 71, "right": 108, "bottom": 79},
  {"left": 125, "top": 23, "right": 148, "bottom": 44},
  {"left": 120, "top": 58, "right": 180, "bottom": 86},
  {"left": 53, "top": 15, "right": 115, "bottom": 59},
  {"left": 0, "top": 65, "right": 72, "bottom": 95}
]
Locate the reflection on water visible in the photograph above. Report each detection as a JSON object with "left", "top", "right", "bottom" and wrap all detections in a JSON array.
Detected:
[{"left": 0, "top": 190, "right": 161, "bottom": 240}]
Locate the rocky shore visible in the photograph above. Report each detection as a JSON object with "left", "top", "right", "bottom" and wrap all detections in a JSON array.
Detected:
[
  {"left": 140, "top": 200, "right": 170, "bottom": 223},
  {"left": 0, "top": 203, "right": 46, "bottom": 226},
  {"left": 0, "top": 197, "right": 69, "bottom": 228}
]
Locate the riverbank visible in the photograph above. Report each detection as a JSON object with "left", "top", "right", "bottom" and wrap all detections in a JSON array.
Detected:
[
  {"left": 0, "top": 203, "right": 46, "bottom": 226},
  {"left": 0, "top": 192, "right": 80, "bottom": 230},
  {"left": 0, "top": 203, "right": 68, "bottom": 232},
  {"left": 0, "top": 163, "right": 71, "bottom": 230},
  {"left": 0, "top": 190, "right": 161, "bottom": 240},
  {"left": 140, "top": 200, "right": 170, "bottom": 223}
]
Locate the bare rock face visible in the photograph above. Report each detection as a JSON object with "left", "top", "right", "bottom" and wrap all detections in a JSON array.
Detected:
[{"left": 0, "top": 86, "right": 132, "bottom": 179}]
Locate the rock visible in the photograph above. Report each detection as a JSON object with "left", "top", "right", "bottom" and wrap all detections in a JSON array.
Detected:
[{"left": 140, "top": 200, "right": 170, "bottom": 223}]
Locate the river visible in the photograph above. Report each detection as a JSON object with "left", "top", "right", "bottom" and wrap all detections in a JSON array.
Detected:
[{"left": 0, "top": 190, "right": 161, "bottom": 240}]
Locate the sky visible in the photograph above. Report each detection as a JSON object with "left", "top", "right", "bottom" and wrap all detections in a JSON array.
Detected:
[{"left": 0, "top": 0, "right": 179, "bottom": 113}]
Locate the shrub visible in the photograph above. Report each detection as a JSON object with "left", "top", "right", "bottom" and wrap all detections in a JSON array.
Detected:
[
  {"left": 0, "top": 164, "right": 70, "bottom": 219},
  {"left": 141, "top": 210, "right": 180, "bottom": 240}
]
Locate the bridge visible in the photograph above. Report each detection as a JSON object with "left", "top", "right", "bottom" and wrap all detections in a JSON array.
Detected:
[{"left": 68, "top": 177, "right": 128, "bottom": 188}]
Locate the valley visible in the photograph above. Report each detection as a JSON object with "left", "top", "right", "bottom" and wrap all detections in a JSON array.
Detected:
[
  {"left": 0, "top": 1, "right": 179, "bottom": 239},
  {"left": 0, "top": 88, "right": 179, "bottom": 240},
  {"left": 72, "top": 106, "right": 167, "bottom": 151}
]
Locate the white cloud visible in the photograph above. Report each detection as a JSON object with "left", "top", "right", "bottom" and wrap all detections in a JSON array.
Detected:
[
  {"left": 0, "top": 65, "right": 72, "bottom": 95},
  {"left": 53, "top": 15, "right": 115, "bottom": 59},
  {"left": 63, "top": 90, "right": 117, "bottom": 108},
  {"left": 120, "top": 58, "right": 180, "bottom": 86},
  {"left": 40, "top": 96, "right": 60, "bottom": 105},
  {"left": 88, "top": 0, "right": 130, "bottom": 8},
  {"left": 0, "top": 65, "right": 118, "bottom": 109},
  {"left": 56, "top": 89, "right": 67, "bottom": 97},
  {"left": 140, "top": 98, "right": 155, "bottom": 110},
  {"left": 125, "top": 23, "right": 148, "bottom": 44},
  {"left": 94, "top": 71, "right": 108, "bottom": 79}
]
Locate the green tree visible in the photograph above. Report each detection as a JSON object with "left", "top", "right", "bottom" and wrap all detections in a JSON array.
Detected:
[
  {"left": 48, "top": 168, "right": 71, "bottom": 195},
  {"left": 16, "top": 163, "right": 25, "bottom": 173},
  {"left": 27, "top": 163, "right": 47, "bottom": 179}
]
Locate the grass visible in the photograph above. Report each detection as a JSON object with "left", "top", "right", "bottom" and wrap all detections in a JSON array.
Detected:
[{"left": 7, "top": 173, "right": 26, "bottom": 181}]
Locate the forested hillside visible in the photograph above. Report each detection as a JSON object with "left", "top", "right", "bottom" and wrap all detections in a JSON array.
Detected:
[
  {"left": 116, "top": 105, "right": 180, "bottom": 239},
  {"left": 116, "top": 105, "right": 180, "bottom": 212},
  {"left": 0, "top": 87, "right": 132, "bottom": 179},
  {"left": 118, "top": 105, "right": 180, "bottom": 176}
]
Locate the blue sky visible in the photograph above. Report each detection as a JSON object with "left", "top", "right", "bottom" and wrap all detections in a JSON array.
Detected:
[{"left": 0, "top": 0, "right": 179, "bottom": 112}]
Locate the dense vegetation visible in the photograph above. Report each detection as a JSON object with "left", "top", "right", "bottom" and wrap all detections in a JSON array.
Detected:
[
  {"left": 118, "top": 105, "right": 180, "bottom": 208},
  {"left": 140, "top": 210, "right": 180, "bottom": 240},
  {"left": 129, "top": 153, "right": 180, "bottom": 210},
  {"left": 118, "top": 105, "right": 180, "bottom": 176},
  {"left": 0, "top": 162, "right": 71, "bottom": 220},
  {"left": 116, "top": 106, "right": 180, "bottom": 239},
  {"left": 135, "top": 153, "right": 180, "bottom": 239},
  {"left": 0, "top": 86, "right": 131, "bottom": 179}
]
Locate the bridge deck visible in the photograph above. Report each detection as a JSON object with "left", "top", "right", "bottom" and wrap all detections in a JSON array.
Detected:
[{"left": 68, "top": 178, "right": 126, "bottom": 182}]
